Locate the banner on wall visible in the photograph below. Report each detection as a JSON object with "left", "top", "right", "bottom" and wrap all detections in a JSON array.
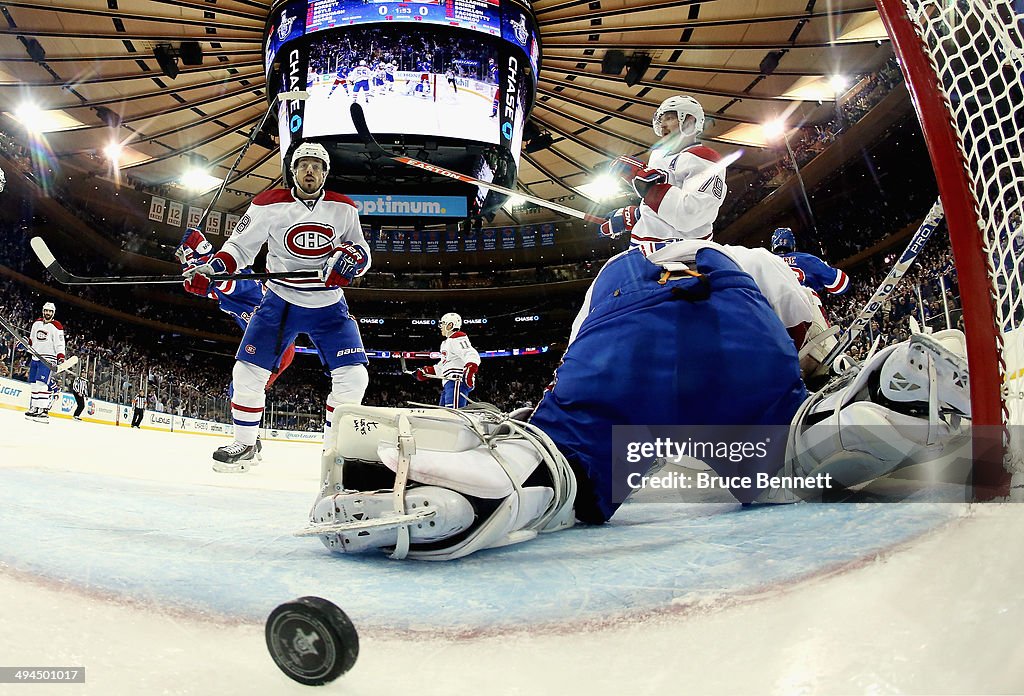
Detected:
[
  {"left": 167, "top": 201, "right": 184, "bottom": 228},
  {"left": 409, "top": 231, "right": 423, "bottom": 253},
  {"left": 390, "top": 229, "right": 407, "bottom": 252},
  {"left": 426, "top": 231, "right": 440, "bottom": 253},
  {"left": 225, "top": 213, "right": 241, "bottom": 236},
  {"left": 206, "top": 211, "right": 222, "bottom": 236},
  {"left": 482, "top": 229, "right": 497, "bottom": 251},
  {"left": 187, "top": 206, "right": 203, "bottom": 229},
  {"left": 445, "top": 230, "right": 459, "bottom": 252},
  {"left": 521, "top": 225, "right": 537, "bottom": 248},
  {"left": 464, "top": 230, "right": 478, "bottom": 252},
  {"left": 501, "top": 227, "right": 516, "bottom": 249},
  {"left": 148, "top": 197, "right": 167, "bottom": 222},
  {"left": 540, "top": 223, "right": 555, "bottom": 246}
]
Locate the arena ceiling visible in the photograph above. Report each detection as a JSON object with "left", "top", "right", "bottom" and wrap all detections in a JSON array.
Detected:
[{"left": 0, "top": 0, "right": 894, "bottom": 222}]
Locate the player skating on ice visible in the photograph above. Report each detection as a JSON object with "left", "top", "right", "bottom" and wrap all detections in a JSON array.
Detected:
[
  {"left": 349, "top": 60, "right": 373, "bottom": 104},
  {"left": 600, "top": 95, "right": 729, "bottom": 254},
  {"left": 24, "top": 301, "right": 65, "bottom": 422},
  {"left": 184, "top": 141, "right": 371, "bottom": 472},
  {"left": 412, "top": 312, "right": 479, "bottom": 409},
  {"left": 327, "top": 63, "right": 351, "bottom": 99}
]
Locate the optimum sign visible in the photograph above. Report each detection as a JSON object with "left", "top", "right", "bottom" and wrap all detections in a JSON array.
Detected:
[{"left": 349, "top": 195, "right": 467, "bottom": 218}]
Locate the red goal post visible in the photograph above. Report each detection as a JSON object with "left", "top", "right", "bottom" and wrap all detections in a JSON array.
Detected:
[{"left": 875, "top": 0, "right": 1023, "bottom": 498}]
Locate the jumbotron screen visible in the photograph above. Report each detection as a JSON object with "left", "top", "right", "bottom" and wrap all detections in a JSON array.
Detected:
[{"left": 265, "top": 0, "right": 539, "bottom": 148}]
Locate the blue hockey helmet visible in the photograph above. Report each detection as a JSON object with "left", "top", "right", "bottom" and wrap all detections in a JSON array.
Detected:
[{"left": 771, "top": 227, "right": 796, "bottom": 253}]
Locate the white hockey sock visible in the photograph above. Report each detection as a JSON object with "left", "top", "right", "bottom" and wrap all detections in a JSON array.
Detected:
[
  {"left": 30, "top": 381, "right": 49, "bottom": 411},
  {"left": 230, "top": 361, "right": 271, "bottom": 447}
]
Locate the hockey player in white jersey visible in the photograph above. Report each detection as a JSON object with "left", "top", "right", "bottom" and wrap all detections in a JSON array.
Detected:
[
  {"left": 349, "top": 61, "right": 373, "bottom": 103},
  {"left": 185, "top": 141, "right": 371, "bottom": 472},
  {"left": 413, "top": 312, "right": 480, "bottom": 408},
  {"left": 304, "top": 240, "right": 974, "bottom": 559},
  {"left": 601, "top": 95, "right": 728, "bottom": 254},
  {"left": 24, "top": 301, "right": 66, "bottom": 422}
]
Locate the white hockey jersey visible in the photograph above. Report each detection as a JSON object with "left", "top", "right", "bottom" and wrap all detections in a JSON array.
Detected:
[
  {"left": 433, "top": 331, "right": 480, "bottom": 382},
  {"left": 630, "top": 143, "right": 729, "bottom": 252},
  {"left": 569, "top": 241, "right": 818, "bottom": 346},
  {"left": 30, "top": 318, "right": 66, "bottom": 362},
  {"left": 216, "top": 189, "right": 370, "bottom": 309}
]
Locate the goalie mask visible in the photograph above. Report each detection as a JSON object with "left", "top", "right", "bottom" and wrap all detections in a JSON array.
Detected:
[
  {"left": 42, "top": 302, "right": 56, "bottom": 321},
  {"left": 653, "top": 95, "right": 705, "bottom": 138}
]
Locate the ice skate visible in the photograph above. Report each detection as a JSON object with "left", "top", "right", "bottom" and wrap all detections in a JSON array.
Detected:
[{"left": 212, "top": 441, "right": 259, "bottom": 473}]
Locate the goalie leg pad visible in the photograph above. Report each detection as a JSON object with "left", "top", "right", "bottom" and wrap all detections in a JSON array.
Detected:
[
  {"left": 311, "top": 487, "right": 475, "bottom": 553},
  {"left": 314, "top": 404, "right": 576, "bottom": 560},
  {"left": 788, "top": 330, "right": 971, "bottom": 490}
]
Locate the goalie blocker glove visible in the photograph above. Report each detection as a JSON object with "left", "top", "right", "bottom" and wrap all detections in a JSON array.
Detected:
[{"left": 325, "top": 242, "right": 368, "bottom": 288}]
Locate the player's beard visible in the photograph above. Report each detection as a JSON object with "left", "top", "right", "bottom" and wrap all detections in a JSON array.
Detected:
[{"left": 296, "top": 174, "right": 324, "bottom": 198}]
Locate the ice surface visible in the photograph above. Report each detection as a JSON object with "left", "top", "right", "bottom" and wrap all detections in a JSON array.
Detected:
[{"left": 1, "top": 407, "right": 1022, "bottom": 695}]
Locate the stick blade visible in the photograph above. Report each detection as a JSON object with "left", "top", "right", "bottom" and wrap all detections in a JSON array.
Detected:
[
  {"left": 30, "top": 237, "right": 55, "bottom": 267},
  {"left": 349, "top": 103, "right": 385, "bottom": 158}
]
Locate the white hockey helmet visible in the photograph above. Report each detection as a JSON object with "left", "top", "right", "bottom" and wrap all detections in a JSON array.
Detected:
[
  {"left": 290, "top": 141, "right": 331, "bottom": 176},
  {"left": 42, "top": 301, "right": 56, "bottom": 318},
  {"left": 653, "top": 95, "right": 705, "bottom": 138},
  {"left": 440, "top": 312, "right": 462, "bottom": 331}
]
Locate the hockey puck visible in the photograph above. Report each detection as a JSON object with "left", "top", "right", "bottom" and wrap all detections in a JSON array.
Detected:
[{"left": 265, "top": 596, "right": 359, "bottom": 686}]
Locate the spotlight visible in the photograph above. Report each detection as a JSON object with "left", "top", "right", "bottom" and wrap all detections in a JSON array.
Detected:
[
  {"left": 179, "top": 41, "right": 203, "bottom": 66},
  {"left": 601, "top": 50, "right": 627, "bottom": 75},
  {"left": 154, "top": 44, "right": 179, "bottom": 79},
  {"left": 759, "top": 50, "right": 785, "bottom": 76},
  {"left": 624, "top": 53, "right": 651, "bottom": 87}
]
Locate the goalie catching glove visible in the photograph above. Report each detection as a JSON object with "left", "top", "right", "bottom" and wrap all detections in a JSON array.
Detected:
[{"left": 324, "top": 242, "right": 368, "bottom": 288}]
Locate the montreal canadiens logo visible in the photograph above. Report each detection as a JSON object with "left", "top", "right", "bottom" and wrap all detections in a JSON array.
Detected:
[{"left": 285, "top": 223, "right": 335, "bottom": 258}]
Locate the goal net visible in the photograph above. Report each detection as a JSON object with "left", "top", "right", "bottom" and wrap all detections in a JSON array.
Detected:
[{"left": 876, "top": 0, "right": 1024, "bottom": 497}]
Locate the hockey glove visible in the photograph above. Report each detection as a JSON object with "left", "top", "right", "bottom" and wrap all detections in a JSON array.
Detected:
[
  {"left": 630, "top": 167, "right": 669, "bottom": 198},
  {"left": 462, "top": 362, "right": 478, "bottom": 389},
  {"left": 175, "top": 227, "right": 213, "bottom": 266},
  {"left": 414, "top": 366, "right": 436, "bottom": 381},
  {"left": 182, "top": 268, "right": 213, "bottom": 297},
  {"left": 599, "top": 205, "right": 641, "bottom": 238},
  {"left": 608, "top": 155, "right": 647, "bottom": 185},
  {"left": 182, "top": 252, "right": 232, "bottom": 294},
  {"left": 325, "top": 243, "right": 369, "bottom": 288}
]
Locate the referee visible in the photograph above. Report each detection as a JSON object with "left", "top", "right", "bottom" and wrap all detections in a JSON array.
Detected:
[
  {"left": 71, "top": 372, "right": 88, "bottom": 421},
  {"left": 131, "top": 390, "right": 146, "bottom": 429}
]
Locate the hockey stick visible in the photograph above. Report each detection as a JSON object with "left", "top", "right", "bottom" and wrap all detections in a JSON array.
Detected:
[
  {"left": 350, "top": 103, "right": 607, "bottom": 225},
  {"left": 197, "top": 89, "right": 310, "bottom": 229},
  {"left": 0, "top": 313, "right": 79, "bottom": 373},
  {"left": 398, "top": 354, "right": 442, "bottom": 379},
  {"left": 30, "top": 237, "right": 322, "bottom": 286},
  {"left": 820, "top": 198, "right": 945, "bottom": 369}
]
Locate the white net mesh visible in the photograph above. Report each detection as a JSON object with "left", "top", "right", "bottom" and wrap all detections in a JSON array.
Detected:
[{"left": 898, "top": 0, "right": 1024, "bottom": 475}]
